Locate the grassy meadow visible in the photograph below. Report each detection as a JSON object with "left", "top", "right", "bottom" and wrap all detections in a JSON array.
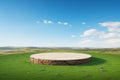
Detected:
[{"left": 0, "top": 48, "right": 120, "bottom": 80}]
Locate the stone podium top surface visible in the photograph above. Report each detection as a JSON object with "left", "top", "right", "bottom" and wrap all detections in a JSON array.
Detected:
[{"left": 30, "top": 52, "right": 91, "bottom": 60}]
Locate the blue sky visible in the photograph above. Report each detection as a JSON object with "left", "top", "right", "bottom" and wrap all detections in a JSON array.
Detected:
[{"left": 0, "top": 0, "right": 120, "bottom": 48}]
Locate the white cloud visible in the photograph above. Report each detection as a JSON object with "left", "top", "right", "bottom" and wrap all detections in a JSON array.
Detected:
[
  {"left": 78, "top": 21, "right": 120, "bottom": 48},
  {"left": 99, "top": 22, "right": 120, "bottom": 32},
  {"left": 42, "top": 19, "right": 72, "bottom": 26},
  {"left": 43, "top": 20, "right": 53, "bottom": 24},
  {"left": 81, "top": 29, "right": 120, "bottom": 39},
  {"left": 63, "top": 22, "right": 68, "bottom": 26},
  {"left": 81, "top": 29, "right": 102, "bottom": 37},
  {"left": 108, "top": 27, "right": 120, "bottom": 32},
  {"left": 48, "top": 20, "right": 53, "bottom": 24},
  {"left": 58, "top": 21, "right": 62, "bottom": 24},
  {"left": 82, "top": 22, "right": 86, "bottom": 25},
  {"left": 99, "top": 22, "right": 120, "bottom": 27},
  {"left": 71, "top": 35, "right": 76, "bottom": 38},
  {"left": 99, "top": 33, "right": 120, "bottom": 38},
  {"left": 57, "top": 21, "right": 71, "bottom": 26}
]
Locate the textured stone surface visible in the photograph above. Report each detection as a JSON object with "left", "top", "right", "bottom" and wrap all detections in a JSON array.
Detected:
[{"left": 30, "top": 53, "right": 91, "bottom": 65}]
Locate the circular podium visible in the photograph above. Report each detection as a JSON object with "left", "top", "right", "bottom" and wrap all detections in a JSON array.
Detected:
[{"left": 30, "top": 52, "right": 91, "bottom": 65}]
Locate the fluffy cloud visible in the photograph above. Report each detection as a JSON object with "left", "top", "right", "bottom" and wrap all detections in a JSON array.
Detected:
[
  {"left": 47, "top": 20, "right": 53, "bottom": 24},
  {"left": 99, "top": 22, "right": 120, "bottom": 27},
  {"left": 58, "top": 21, "right": 62, "bottom": 24},
  {"left": 43, "top": 20, "right": 53, "bottom": 24},
  {"left": 57, "top": 21, "right": 71, "bottom": 26},
  {"left": 63, "top": 22, "right": 68, "bottom": 25},
  {"left": 99, "top": 22, "right": 120, "bottom": 32},
  {"left": 79, "top": 21, "right": 120, "bottom": 47},
  {"left": 81, "top": 29, "right": 102, "bottom": 37},
  {"left": 38, "top": 19, "right": 72, "bottom": 26},
  {"left": 82, "top": 22, "right": 86, "bottom": 25},
  {"left": 81, "top": 29, "right": 120, "bottom": 39},
  {"left": 99, "top": 33, "right": 120, "bottom": 38}
]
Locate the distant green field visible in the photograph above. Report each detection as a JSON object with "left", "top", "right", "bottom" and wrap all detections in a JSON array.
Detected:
[{"left": 0, "top": 50, "right": 120, "bottom": 80}]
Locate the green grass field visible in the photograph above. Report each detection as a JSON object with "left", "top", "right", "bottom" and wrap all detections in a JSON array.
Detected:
[{"left": 0, "top": 50, "right": 120, "bottom": 80}]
